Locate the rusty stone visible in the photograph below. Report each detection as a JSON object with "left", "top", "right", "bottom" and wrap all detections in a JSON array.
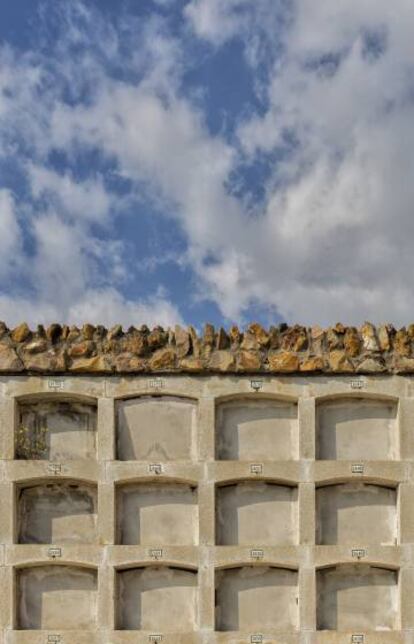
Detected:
[
  {"left": 0, "top": 344, "right": 24, "bottom": 371},
  {"left": 123, "top": 333, "right": 147, "bottom": 356},
  {"left": 394, "top": 329, "right": 411, "bottom": 356},
  {"left": 23, "top": 350, "right": 66, "bottom": 372},
  {"left": 268, "top": 352, "right": 300, "bottom": 373},
  {"left": 328, "top": 351, "right": 354, "bottom": 372},
  {"left": 82, "top": 324, "right": 95, "bottom": 341},
  {"left": 68, "top": 341, "right": 95, "bottom": 358},
  {"left": 229, "top": 325, "right": 242, "bottom": 346},
  {"left": 24, "top": 340, "right": 48, "bottom": 354},
  {"left": 149, "top": 348, "right": 177, "bottom": 370},
  {"left": 148, "top": 326, "right": 167, "bottom": 351},
  {"left": 357, "top": 357, "right": 386, "bottom": 373},
  {"left": 378, "top": 325, "right": 391, "bottom": 352},
  {"left": 70, "top": 355, "right": 112, "bottom": 373},
  {"left": 11, "top": 323, "right": 31, "bottom": 343},
  {"left": 174, "top": 325, "right": 191, "bottom": 359},
  {"left": 240, "top": 333, "right": 259, "bottom": 351},
  {"left": 67, "top": 326, "right": 80, "bottom": 342},
  {"left": 46, "top": 324, "right": 62, "bottom": 343},
  {"left": 209, "top": 350, "right": 235, "bottom": 372},
  {"left": 114, "top": 354, "right": 146, "bottom": 373},
  {"left": 180, "top": 357, "right": 204, "bottom": 372},
  {"left": 216, "top": 327, "right": 230, "bottom": 350},
  {"left": 326, "top": 328, "right": 343, "bottom": 350},
  {"left": 344, "top": 328, "right": 361, "bottom": 357},
  {"left": 203, "top": 324, "right": 215, "bottom": 347},
  {"left": 361, "top": 322, "right": 379, "bottom": 351},
  {"left": 300, "top": 356, "right": 325, "bottom": 372},
  {"left": 281, "top": 326, "right": 308, "bottom": 352},
  {"left": 268, "top": 326, "right": 280, "bottom": 349},
  {"left": 108, "top": 324, "right": 123, "bottom": 340},
  {"left": 394, "top": 357, "right": 414, "bottom": 373},
  {"left": 247, "top": 323, "right": 269, "bottom": 348},
  {"left": 237, "top": 351, "right": 262, "bottom": 371}
]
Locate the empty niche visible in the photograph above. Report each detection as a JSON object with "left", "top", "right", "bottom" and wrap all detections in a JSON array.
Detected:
[
  {"left": 316, "top": 482, "right": 397, "bottom": 546},
  {"left": 316, "top": 398, "right": 398, "bottom": 460},
  {"left": 215, "top": 399, "right": 298, "bottom": 461},
  {"left": 215, "top": 566, "right": 298, "bottom": 632},
  {"left": 117, "top": 396, "right": 197, "bottom": 461},
  {"left": 17, "top": 565, "right": 97, "bottom": 630},
  {"left": 18, "top": 482, "right": 97, "bottom": 544},
  {"left": 16, "top": 400, "right": 97, "bottom": 460},
  {"left": 317, "top": 564, "right": 398, "bottom": 631},
  {"left": 216, "top": 482, "right": 298, "bottom": 546},
  {"left": 117, "top": 566, "right": 198, "bottom": 631},
  {"left": 117, "top": 482, "right": 198, "bottom": 545}
]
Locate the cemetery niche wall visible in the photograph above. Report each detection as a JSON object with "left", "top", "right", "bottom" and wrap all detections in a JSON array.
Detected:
[{"left": 0, "top": 321, "right": 413, "bottom": 643}]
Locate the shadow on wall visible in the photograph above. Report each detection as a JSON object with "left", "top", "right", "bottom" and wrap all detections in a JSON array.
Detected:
[
  {"left": 116, "top": 396, "right": 197, "bottom": 461},
  {"left": 215, "top": 399, "right": 298, "bottom": 461}
]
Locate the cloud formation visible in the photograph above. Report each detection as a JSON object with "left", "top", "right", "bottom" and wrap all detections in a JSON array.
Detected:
[{"left": 1, "top": 0, "right": 414, "bottom": 326}]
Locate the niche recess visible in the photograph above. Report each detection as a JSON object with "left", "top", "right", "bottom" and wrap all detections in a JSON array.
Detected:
[
  {"left": 316, "top": 397, "right": 398, "bottom": 461},
  {"left": 317, "top": 564, "right": 398, "bottom": 631},
  {"left": 117, "top": 482, "right": 198, "bottom": 545},
  {"left": 117, "top": 566, "right": 198, "bottom": 631},
  {"left": 215, "top": 566, "right": 298, "bottom": 632},
  {"left": 316, "top": 482, "right": 397, "bottom": 545},
  {"left": 16, "top": 399, "right": 97, "bottom": 460},
  {"left": 215, "top": 399, "right": 298, "bottom": 461},
  {"left": 216, "top": 482, "right": 298, "bottom": 545},
  {"left": 17, "top": 482, "right": 98, "bottom": 544},
  {"left": 16, "top": 565, "right": 98, "bottom": 630},
  {"left": 116, "top": 396, "right": 197, "bottom": 461}
]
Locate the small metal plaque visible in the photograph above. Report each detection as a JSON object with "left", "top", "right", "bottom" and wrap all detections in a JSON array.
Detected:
[
  {"left": 350, "top": 379, "right": 365, "bottom": 389},
  {"left": 149, "top": 636, "right": 163, "bottom": 643},
  {"left": 352, "top": 549, "right": 366, "bottom": 560},
  {"left": 250, "top": 379, "right": 263, "bottom": 391},
  {"left": 48, "top": 463, "right": 62, "bottom": 475},
  {"left": 351, "top": 463, "right": 364, "bottom": 474},
  {"left": 149, "top": 378, "right": 165, "bottom": 389},
  {"left": 48, "top": 547, "right": 62, "bottom": 559},
  {"left": 351, "top": 636, "right": 364, "bottom": 644},
  {"left": 250, "top": 464, "right": 263, "bottom": 475},
  {"left": 149, "top": 463, "right": 163, "bottom": 475},
  {"left": 47, "top": 636, "right": 62, "bottom": 644},
  {"left": 48, "top": 379, "right": 64, "bottom": 390},
  {"left": 250, "top": 549, "right": 264, "bottom": 560},
  {"left": 149, "top": 549, "right": 163, "bottom": 560},
  {"left": 251, "top": 636, "right": 263, "bottom": 643}
]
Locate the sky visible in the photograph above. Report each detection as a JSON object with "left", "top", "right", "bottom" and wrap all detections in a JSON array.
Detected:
[{"left": 0, "top": 0, "right": 414, "bottom": 329}]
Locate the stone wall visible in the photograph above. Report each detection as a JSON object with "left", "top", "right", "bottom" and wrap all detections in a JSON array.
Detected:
[{"left": 2, "top": 321, "right": 414, "bottom": 374}]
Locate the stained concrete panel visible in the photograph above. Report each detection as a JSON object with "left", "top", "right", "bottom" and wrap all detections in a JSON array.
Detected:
[
  {"left": 316, "top": 483, "right": 397, "bottom": 545},
  {"left": 317, "top": 398, "right": 398, "bottom": 460},
  {"left": 17, "top": 401, "right": 97, "bottom": 460},
  {"left": 215, "top": 566, "right": 298, "bottom": 632},
  {"left": 317, "top": 564, "right": 398, "bottom": 631},
  {"left": 18, "top": 483, "right": 97, "bottom": 544},
  {"left": 117, "top": 483, "right": 198, "bottom": 545},
  {"left": 216, "top": 400, "right": 298, "bottom": 461},
  {"left": 17, "top": 565, "right": 97, "bottom": 630},
  {"left": 117, "top": 396, "right": 196, "bottom": 461},
  {"left": 117, "top": 566, "right": 198, "bottom": 631},
  {"left": 216, "top": 482, "right": 298, "bottom": 545}
]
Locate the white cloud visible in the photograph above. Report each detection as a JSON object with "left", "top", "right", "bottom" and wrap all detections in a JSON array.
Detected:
[
  {"left": 0, "top": 190, "right": 22, "bottom": 277},
  {"left": 2, "top": 0, "right": 414, "bottom": 327}
]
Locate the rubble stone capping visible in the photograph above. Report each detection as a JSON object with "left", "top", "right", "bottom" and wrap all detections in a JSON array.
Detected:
[
  {"left": 2, "top": 323, "right": 414, "bottom": 642},
  {"left": 2, "top": 321, "right": 414, "bottom": 374}
]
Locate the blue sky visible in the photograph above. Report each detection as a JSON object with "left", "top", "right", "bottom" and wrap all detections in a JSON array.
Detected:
[{"left": 1, "top": 0, "right": 414, "bottom": 328}]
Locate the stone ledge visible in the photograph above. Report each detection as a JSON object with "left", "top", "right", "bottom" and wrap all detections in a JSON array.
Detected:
[{"left": 0, "top": 321, "right": 412, "bottom": 374}]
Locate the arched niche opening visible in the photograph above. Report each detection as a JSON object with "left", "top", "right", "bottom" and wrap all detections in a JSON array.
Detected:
[
  {"left": 117, "top": 566, "right": 198, "bottom": 631},
  {"left": 316, "top": 482, "right": 397, "bottom": 545},
  {"left": 16, "top": 565, "right": 97, "bottom": 630},
  {"left": 215, "top": 398, "right": 298, "bottom": 461},
  {"left": 17, "top": 481, "right": 98, "bottom": 544},
  {"left": 316, "top": 397, "right": 398, "bottom": 461},
  {"left": 116, "top": 396, "right": 197, "bottom": 461},
  {"left": 317, "top": 564, "right": 398, "bottom": 631},
  {"left": 216, "top": 481, "right": 298, "bottom": 545},
  {"left": 215, "top": 566, "right": 298, "bottom": 632},
  {"left": 16, "top": 399, "right": 97, "bottom": 460},
  {"left": 116, "top": 481, "right": 198, "bottom": 545}
]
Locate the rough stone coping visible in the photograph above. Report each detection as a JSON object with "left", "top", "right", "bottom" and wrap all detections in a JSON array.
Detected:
[{"left": 0, "top": 321, "right": 414, "bottom": 375}]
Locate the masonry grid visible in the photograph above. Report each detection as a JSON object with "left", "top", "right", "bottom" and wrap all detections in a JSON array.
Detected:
[{"left": 0, "top": 374, "right": 414, "bottom": 643}]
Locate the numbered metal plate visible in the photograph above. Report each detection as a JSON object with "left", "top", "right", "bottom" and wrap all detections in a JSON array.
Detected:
[{"left": 250, "top": 549, "right": 264, "bottom": 560}]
